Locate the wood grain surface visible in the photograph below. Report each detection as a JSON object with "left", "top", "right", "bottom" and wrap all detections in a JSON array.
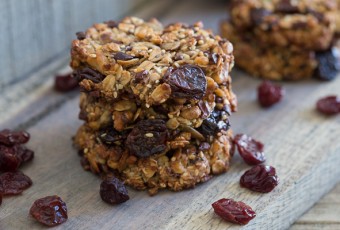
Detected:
[{"left": 0, "top": 0, "right": 339, "bottom": 229}]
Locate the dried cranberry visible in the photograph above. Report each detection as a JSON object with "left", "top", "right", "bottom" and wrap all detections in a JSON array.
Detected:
[
  {"left": 15, "top": 145, "right": 34, "bottom": 163},
  {"left": 316, "top": 96, "right": 340, "bottom": 115},
  {"left": 76, "top": 31, "right": 86, "bottom": 40},
  {"left": 315, "top": 48, "right": 340, "bottom": 81},
  {"left": 0, "top": 129, "right": 30, "bottom": 146},
  {"left": 258, "top": 81, "right": 284, "bottom": 108},
  {"left": 212, "top": 198, "right": 256, "bottom": 225},
  {"left": 54, "top": 73, "right": 79, "bottom": 92},
  {"left": 250, "top": 8, "right": 271, "bottom": 26},
  {"left": 234, "top": 134, "right": 266, "bottom": 165},
  {"left": 163, "top": 64, "right": 207, "bottom": 99},
  {"left": 126, "top": 119, "right": 168, "bottom": 157},
  {"left": 113, "top": 52, "right": 135, "bottom": 61},
  {"left": 100, "top": 177, "right": 129, "bottom": 204},
  {"left": 240, "top": 165, "right": 279, "bottom": 193},
  {"left": 276, "top": 0, "right": 299, "bottom": 13},
  {"left": 0, "top": 149, "right": 21, "bottom": 172},
  {"left": 73, "top": 67, "right": 106, "bottom": 84},
  {"left": 0, "top": 171, "right": 32, "bottom": 195},
  {"left": 30, "top": 195, "right": 68, "bottom": 227}
]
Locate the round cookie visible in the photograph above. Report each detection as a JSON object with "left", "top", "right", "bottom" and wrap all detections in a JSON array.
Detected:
[
  {"left": 75, "top": 121, "right": 233, "bottom": 195},
  {"left": 230, "top": 0, "right": 338, "bottom": 51}
]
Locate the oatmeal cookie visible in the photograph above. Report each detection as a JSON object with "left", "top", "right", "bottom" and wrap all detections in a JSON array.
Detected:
[
  {"left": 229, "top": 0, "right": 338, "bottom": 51},
  {"left": 221, "top": 21, "right": 317, "bottom": 80},
  {"left": 71, "top": 17, "right": 237, "bottom": 194},
  {"left": 74, "top": 121, "right": 233, "bottom": 195}
]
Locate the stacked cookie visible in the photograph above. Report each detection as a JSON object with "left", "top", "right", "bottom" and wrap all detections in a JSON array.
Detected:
[
  {"left": 71, "top": 17, "right": 237, "bottom": 195},
  {"left": 221, "top": 0, "right": 340, "bottom": 81}
]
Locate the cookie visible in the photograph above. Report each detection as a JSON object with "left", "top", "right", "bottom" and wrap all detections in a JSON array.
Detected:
[
  {"left": 221, "top": 21, "right": 319, "bottom": 80},
  {"left": 229, "top": 0, "right": 338, "bottom": 51},
  {"left": 74, "top": 122, "right": 234, "bottom": 195},
  {"left": 71, "top": 17, "right": 237, "bottom": 194}
]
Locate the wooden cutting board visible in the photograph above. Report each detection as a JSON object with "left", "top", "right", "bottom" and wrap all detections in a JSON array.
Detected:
[{"left": 1, "top": 1, "right": 340, "bottom": 229}]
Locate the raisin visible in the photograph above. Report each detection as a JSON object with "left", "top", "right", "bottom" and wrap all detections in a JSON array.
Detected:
[
  {"left": 73, "top": 67, "right": 106, "bottom": 83},
  {"left": 0, "top": 129, "right": 30, "bottom": 146},
  {"left": 234, "top": 134, "right": 266, "bottom": 165},
  {"left": 240, "top": 165, "right": 279, "bottom": 193},
  {"left": 316, "top": 95, "right": 340, "bottom": 115},
  {"left": 315, "top": 48, "right": 340, "bottom": 81},
  {"left": 113, "top": 52, "right": 135, "bottom": 61},
  {"left": 134, "top": 70, "right": 149, "bottom": 84},
  {"left": 276, "top": 0, "right": 299, "bottom": 13},
  {"left": 258, "top": 81, "right": 284, "bottom": 108},
  {"left": 98, "top": 128, "right": 128, "bottom": 145},
  {"left": 163, "top": 64, "right": 207, "bottom": 99},
  {"left": 54, "top": 73, "right": 78, "bottom": 92},
  {"left": 198, "top": 110, "right": 230, "bottom": 137},
  {"left": 0, "top": 171, "right": 32, "bottom": 195},
  {"left": 100, "top": 177, "right": 129, "bottom": 204},
  {"left": 126, "top": 119, "right": 168, "bottom": 157},
  {"left": 76, "top": 31, "right": 86, "bottom": 40},
  {"left": 0, "top": 194, "right": 2, "bottom": 205},
  {"left": 250, "top": 8, "right": 271, "bottom": 26},
  {"left": 212, "top": 198, "right": 256, "bottom": 225},
  {"left": 30, "top": 195, "right": 68, "bottom": 227}
]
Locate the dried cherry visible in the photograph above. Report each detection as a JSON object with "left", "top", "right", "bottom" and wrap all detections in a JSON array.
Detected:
[
  {"left": 0, "top": 129, "right": 30, "bottom": 146},
  {"left": 240, "top": 165, "right": 279, "bottom": 193},
  {"left": 316, "top": 95, "right": 340, "bottom": 115},
  {"left": 315, "top": 48, "right": 340, "bottom": 81},
  {"left": 54, "top": 73, "right": 79, "bottom": 92},
  {"left": 126, "top": 119, "right": 168, "bottom": 157},
  {"left": 258, "top": 81, "right": 284, "bottom": 108},
  {"left": 234, "top": 134, "right": 266, "bottom": 165},
  {"left": 100, "top": 177, "right": 129, "bottom": 204},
  {"left": 30, "top": 195, "right": 68, "bottom": 227},
  {"left": 0, "top": 171, "right": 32, "bottom": 195},
  {"left": 212, "top": 198, "right": 256, "bottom": 225},
  {"left": 163, "top": 64, "right": 207, "bottom": 99},
  {"left": 73, "top": 67, "right": 106, "bottom": 83}
]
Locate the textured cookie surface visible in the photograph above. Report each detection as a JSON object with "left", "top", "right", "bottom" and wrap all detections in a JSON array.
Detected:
[
  {"left": 221, "top": 21, "right": 318, "bottom": 80},
  {"left": 230, "top": 0, "right": 338, "bottom": 50}
]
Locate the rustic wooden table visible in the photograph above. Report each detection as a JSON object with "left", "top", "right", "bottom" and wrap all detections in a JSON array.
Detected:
[{"left": 0, "top": 0, "right": 339, "bottom": 229}]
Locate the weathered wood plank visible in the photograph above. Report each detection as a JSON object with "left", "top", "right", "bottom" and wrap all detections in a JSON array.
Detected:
[{"left": 0, "top": 0, "right": 339, "bottom": 229}]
